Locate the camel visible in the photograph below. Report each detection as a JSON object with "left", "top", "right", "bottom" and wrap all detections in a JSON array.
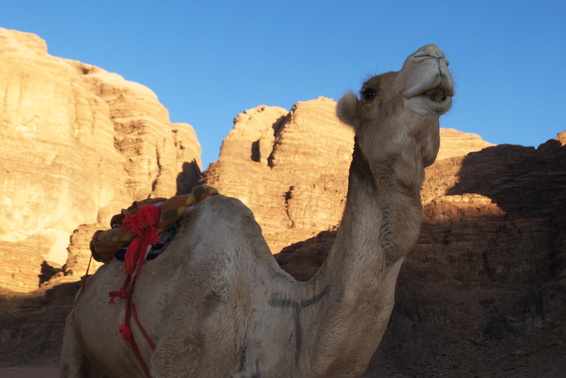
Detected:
[{"left": 61, "top": 44, "right": 453, "bottom": 377}]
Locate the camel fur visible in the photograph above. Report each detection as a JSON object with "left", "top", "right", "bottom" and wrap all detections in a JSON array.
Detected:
[{"left": 61, "top": 44, "right": 454, "bottom": 377}]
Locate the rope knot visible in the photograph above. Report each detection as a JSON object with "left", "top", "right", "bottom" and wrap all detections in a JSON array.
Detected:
[{"left": 121, "top": 205, "right": 162, "bottom": 275}]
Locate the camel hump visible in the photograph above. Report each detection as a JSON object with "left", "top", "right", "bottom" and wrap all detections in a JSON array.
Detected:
[
  {"left": 182, "top": 194, "right": 274, "bottom": 261},
  {"left": 184, "top": 194, "right": 265, "bottom": 241}
]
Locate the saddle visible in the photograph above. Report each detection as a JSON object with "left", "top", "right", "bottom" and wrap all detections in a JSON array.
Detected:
[{"left": 90, "top": 185, "right": 218, "bottom": 263}]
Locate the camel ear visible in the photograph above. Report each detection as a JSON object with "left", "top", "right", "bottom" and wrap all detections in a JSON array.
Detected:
[{"left": 337, "top": 92, "right": 361, "bottom": 130}]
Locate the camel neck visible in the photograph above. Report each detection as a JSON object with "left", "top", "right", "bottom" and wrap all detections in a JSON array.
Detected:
[
  {"left": 325, "top": 139, "right": 425, "bottom": 279},
  {"left": 303, "top": 140, "right": 426, "bottom": 375}
]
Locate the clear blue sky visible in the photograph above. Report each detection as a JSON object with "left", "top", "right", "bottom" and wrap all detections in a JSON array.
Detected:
[{"left": 2, "top": 1, "right": 565, "bottom": 170}]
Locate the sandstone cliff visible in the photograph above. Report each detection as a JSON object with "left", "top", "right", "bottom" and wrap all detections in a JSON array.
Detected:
[
  {"left": 435, "top": 127, "right": 494, "bottom": 161},
  {"left": 0, "top": 28, "right": 201, "bottom": 292},
  {"left": 203, "top": 97, "right": 353, "bottom": 252},
  {"left": 203, "top": 98, "right": 493, "bottom": 253}
]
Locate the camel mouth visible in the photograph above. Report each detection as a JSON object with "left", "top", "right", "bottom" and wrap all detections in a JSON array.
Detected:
[
  {"left": 407, "top": 80, "right": 454, "bottom": 114},
  {"left": 406, "top": 79, "right": 454, "bottom": 104},
  {"left": 423, "top": 85, "right": 448, "bottom": 104}
]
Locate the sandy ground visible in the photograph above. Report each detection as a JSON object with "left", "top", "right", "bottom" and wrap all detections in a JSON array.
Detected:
[{"left": 0, "top": 367, "right": 59, "bottom": 378}]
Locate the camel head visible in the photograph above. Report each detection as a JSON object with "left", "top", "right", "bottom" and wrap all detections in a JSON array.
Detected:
[{"left": 337, "top": 44, "right": 454, "bottom": 169}]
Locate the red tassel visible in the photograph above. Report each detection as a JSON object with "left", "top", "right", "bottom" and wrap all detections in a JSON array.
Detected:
[
  {"left": 109, "top": 204, "right": 162, "bottom": 363},
  {"left": 121, "top": 205, "right": 161, "bottom": 275},
  {"left": 108, "top": 275, "right": 131, "bottom": 304},
  {"left": 146, "top": 229, "right": 161, "bottom": 246},
  {"left": 109, "top": 288, "right": 128, "bottom": 304},
  {"left": 119, "top": 323, "right": 134, "bottom": 346},
  {"left": 124, "top": 238, "right": 141, "bottom": 275},
  {"left": 122, "top": 205, "right": 161, "bottom": 236}
]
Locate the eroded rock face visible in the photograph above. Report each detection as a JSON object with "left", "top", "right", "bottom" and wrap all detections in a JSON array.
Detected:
[
  {"left": 555, "top": 130, "right": 566, "bottom": 146},
  {"left": 203, "top": 97, "right": 354, "bottom": 253},
  {"left": 275, "top": 138, "right": 566, "bottom": 376},
  {"left": 437, "top": 128, "right": 494, "bottom": 160},
  {"left": 203, "top": 98, "right": 493, "bottom": 253},
  {"left": 0, "top": 29, "right": 201, "bottom": 292},
  {"left": 410, "top": 140, "right": 566, "bottom": 289},
  {"left": 277, "top": 137, "right": 566, "bottom": 297}
]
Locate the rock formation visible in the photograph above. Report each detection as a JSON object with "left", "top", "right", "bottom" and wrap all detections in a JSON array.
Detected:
[
  {"left": 203, "top": 98, "right": 354, "bottom": 253},
  {"left": 0, "top": 28, "right": 201, "bottom": 292},
  {"left": 203, "top": 98, "right": 492, "bottom": 253},
  {"left": 377, "top": 137, "right": 566, "bottom": 375},
  {"left": 0, "top": 27, "right": 494, "bottom": 293},
  {"left": 275, "top": 135, "right": 566, "bottom": 376},
  {"left": 555, "top": 130, "right": 566, "bottom": 146},
  {"left": 435, "top": 128, "right": 494, "bottom": 160}
]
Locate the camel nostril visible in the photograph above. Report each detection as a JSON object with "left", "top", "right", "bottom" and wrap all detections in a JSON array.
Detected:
[{"left": 413, "top": 54, "right": 433, "bottom": 61}]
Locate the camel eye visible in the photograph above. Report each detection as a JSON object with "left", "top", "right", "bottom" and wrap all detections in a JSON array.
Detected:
[{"left": 362, "top": 88, "right": 376, "bottom": 101}]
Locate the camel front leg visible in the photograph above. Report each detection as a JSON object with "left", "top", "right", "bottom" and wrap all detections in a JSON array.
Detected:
[{"left": 60, "top": 311, "right": 106, "bottom": 378}]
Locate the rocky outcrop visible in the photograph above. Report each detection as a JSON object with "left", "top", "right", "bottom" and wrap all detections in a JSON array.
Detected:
[
  {"left": 410, "top": 139, "right": 566, "bottom": 290},
  {"left": 555, "top": 130, "right": 566, "bottom": 146},
  {"left": 203, "top": 98, "right": 493, "bottom": 253},
  {"left": 0, "top": 28, "right": 201, "bottom": 292},
  {"left": 436, "top": 128, "right": 493, "bottom": 160},
  {"left": 203, "top": 97, "right": 354, "bottom": 253}
]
